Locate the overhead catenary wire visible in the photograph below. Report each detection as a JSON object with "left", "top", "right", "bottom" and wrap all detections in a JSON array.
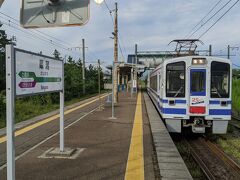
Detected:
[
  {"left": 185, "top": 0, "right": 223, "bottom": 38},
  {"left": 233, "top": 63, "right": 240, "bottom": 68},
  {"left": 199, "top": 0, "right": 239, "bottom": 39},
  {"left": 188, "top": 0, "right": 234, "bottom": 38}
]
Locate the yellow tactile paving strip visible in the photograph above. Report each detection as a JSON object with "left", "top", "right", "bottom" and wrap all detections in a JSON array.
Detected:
[{"left": 125, "top": 92, "right": 144, "bottom": 180}]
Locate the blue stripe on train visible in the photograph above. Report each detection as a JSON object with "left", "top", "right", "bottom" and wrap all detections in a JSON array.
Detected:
[
  {"left": 209, "top": 109, "right": 231, "bottom": 115},
  {"left": 159, "top": 99, "right": 186, "bottom": 104},
  {"left": 157, "top": 102, "right": 186, "bottom": 115},
  {"left": 161, "top": 108, "right": 186, "bottom": 115},
  {"left": 209, "top": 100, "right": 232, "bottom": 105}
]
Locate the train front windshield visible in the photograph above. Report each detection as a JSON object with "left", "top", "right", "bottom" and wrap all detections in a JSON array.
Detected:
[
  {"left": 166, "top": 61, "right": 185, "bottom": 97},
  {"left": 211, "top": 61, "right": 230, "bottom": 98}
]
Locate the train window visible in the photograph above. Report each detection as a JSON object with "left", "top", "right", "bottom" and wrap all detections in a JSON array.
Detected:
[
  {"left": 191, "top": 71, "right": 206, "bottom": 96},
  {"left": 150, "top": 75, "right": 157, "bottom": 92},
  {"left": 159, "top": 74, "right": 161, "bottom": 91},
  {"left": 166, "top": 62, "right": 185, "bottom": 97},
  {"left": 211, "top": 62, "right": 230, "bottom": 98}
]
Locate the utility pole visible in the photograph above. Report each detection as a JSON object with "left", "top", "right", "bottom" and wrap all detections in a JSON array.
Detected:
[
  {"left": 113, "top": 2, "right": 118, "bottom": 103},
  {"left": 227, "top": 45, "right": 230, "bottom": 59},
  {"left": 82, "top": 39, "right": 86, "bottom": 94},
  {"left": 209, "top": 44, "right": 212, "bottom": 56}
]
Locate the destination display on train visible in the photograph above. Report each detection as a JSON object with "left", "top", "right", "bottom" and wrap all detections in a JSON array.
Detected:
[{"left": 15, "top": 50, "right": 63, "bottom": 96}]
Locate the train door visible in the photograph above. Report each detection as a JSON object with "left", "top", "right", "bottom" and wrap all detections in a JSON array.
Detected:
[{"left": 189, "top": 69, "right": 207, "bottom": 115}]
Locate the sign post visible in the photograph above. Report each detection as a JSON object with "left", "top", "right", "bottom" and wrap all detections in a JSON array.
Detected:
[
  {"left": 60, "top": 60, "right": 64, "bottom": 152},
  {"left": 6, "top": 45, "right": 64, "bottom": 180},
  {"left": 6, "top": 44, "right": 16, "bottom": 180}
]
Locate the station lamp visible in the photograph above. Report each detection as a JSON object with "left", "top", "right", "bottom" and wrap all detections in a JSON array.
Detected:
[
  {"left": 94, "top": 0, "right": 104, "bottom": 4},
  {"left": 0, "top": 0, "right": 5, "bottom": 7}
]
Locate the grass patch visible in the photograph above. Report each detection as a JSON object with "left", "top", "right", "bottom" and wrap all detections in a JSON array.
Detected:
[{"left": 232, "top": 78, "right": 240, "bottom": 115}]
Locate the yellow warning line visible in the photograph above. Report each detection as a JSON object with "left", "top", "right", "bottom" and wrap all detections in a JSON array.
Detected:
[
  {"left": 125, "top": 92, "right": 144, "bottom": 180},
  {"left": 0, "top": 94, "right": 109, "bottom": 144}
]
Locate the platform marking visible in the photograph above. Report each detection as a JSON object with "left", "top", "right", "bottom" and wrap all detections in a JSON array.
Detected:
[
  {"left": 0, "top": 94, "right": 109, "bottom": 144},
  {"left": 125, "top": 92, "right": 144, "bottom": 180}
]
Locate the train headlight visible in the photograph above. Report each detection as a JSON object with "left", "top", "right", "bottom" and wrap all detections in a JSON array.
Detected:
[
  {"left": 192, "top": 58, "right": 206, "bottom": 65},
  {"left": 193, "top": 59, "right": 198, "bottom": 64}
]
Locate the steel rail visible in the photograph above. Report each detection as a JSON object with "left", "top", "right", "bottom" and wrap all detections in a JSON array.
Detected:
[
  {"left": 185, "top": 137, "right": 240, "bottom": 180},
  {"left": 229, "top": 116, "right": 240, "bottom": 129},
  {"left": 232, "top": 115, "right": 240, "bottom": 121},
  {"left": 203, "top": 139, "right": 240, "bottom": 177},
  {"left": 184, "top": 139, "right": 216, "bottom": 180}
]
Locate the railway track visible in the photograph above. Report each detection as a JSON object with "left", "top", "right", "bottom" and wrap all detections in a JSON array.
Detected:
[
  {"left": 232, "top": 115, "right": 240, "bottom": 121},
  {"left": 185, "top": 137, "right": 240, "bottom": 180},
  {"left": 229, "top": 116, "right": 240, "bottom": 129}
]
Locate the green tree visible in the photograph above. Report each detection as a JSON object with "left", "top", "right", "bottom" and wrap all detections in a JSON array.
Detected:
[
  {"left": 233, "top": 69, "right": 240, "bottom": 79},
  {"left": 53, "top": 49, "right": 61, "bottom": 60},
  {"left": 64, "top": 56, "right": 82, "bottom": 100}
]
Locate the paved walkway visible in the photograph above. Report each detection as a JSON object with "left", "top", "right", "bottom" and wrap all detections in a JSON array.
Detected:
[{"left": 0, "top": 92, "right": 157, "bottom": 180}]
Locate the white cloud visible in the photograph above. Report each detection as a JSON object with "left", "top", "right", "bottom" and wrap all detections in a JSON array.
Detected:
[{"left": 0, "top": 0, "right": 239, "bottom": 66}]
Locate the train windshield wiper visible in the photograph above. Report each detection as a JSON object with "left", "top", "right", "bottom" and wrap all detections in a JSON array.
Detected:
[
  {"left": 216, "top": 89, "right": 222, "bottom": 98},
  {"left": 213, "top": 87, "right": 222, "bottom": 98},
  {"left": 174, "top": 86, "right": 183, "bottom": 97}
]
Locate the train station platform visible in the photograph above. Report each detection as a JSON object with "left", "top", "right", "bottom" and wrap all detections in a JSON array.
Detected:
[{"left": 0, "top": 91, "right": 192, "bottom": 179}]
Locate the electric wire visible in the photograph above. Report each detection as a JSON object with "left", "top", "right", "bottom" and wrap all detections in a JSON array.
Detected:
[
  {"left": 0, "top": 12, "right": 101, "bottom": 62},
  {"left": 0, "top": 18, "right": 71, "bottom": 51},
  {"left": 188, "top": 0, "right": 234, "bottom": 38},
  {"left": 0, "top": 11, "right": 73, "bottom": 48},
  {"left": 185, "top": 0, "right": 223, "bottom": 38},
  {"left": 104, "top": 0, "right": 127, "bottom": 61},
  {"left": 199, "top": 0, "right": 239, "bottom": 39},
  {"left": 233, "top": 63, "right": 240, "bottom": 68}
]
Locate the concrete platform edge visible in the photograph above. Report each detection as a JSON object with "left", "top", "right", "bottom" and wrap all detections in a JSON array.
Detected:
[{"left": 143, "top": 93, "right": 193, "bottom": 180}]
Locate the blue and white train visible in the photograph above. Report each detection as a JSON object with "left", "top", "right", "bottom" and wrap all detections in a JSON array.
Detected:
[{"left": 147, "top": 56, "right": 232, "bottom": 134}]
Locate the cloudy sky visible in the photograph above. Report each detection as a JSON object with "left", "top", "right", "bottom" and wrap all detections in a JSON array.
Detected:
[{"left": 1, "top": 0, "right": 240, "bottom": 67}]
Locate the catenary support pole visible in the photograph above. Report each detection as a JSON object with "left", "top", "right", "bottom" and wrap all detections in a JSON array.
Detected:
[
  {"left": 209, "top": 44, "right": 212, "bottom": 56},
  {"left": 227, "top": 45, "right": 230, "bottom": 59},
  {"left": 6, "top": 44, "right": 15, "bottom": 180},
  {"left": 60, "top": 60, "right": 65, "bottom": 152}
]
